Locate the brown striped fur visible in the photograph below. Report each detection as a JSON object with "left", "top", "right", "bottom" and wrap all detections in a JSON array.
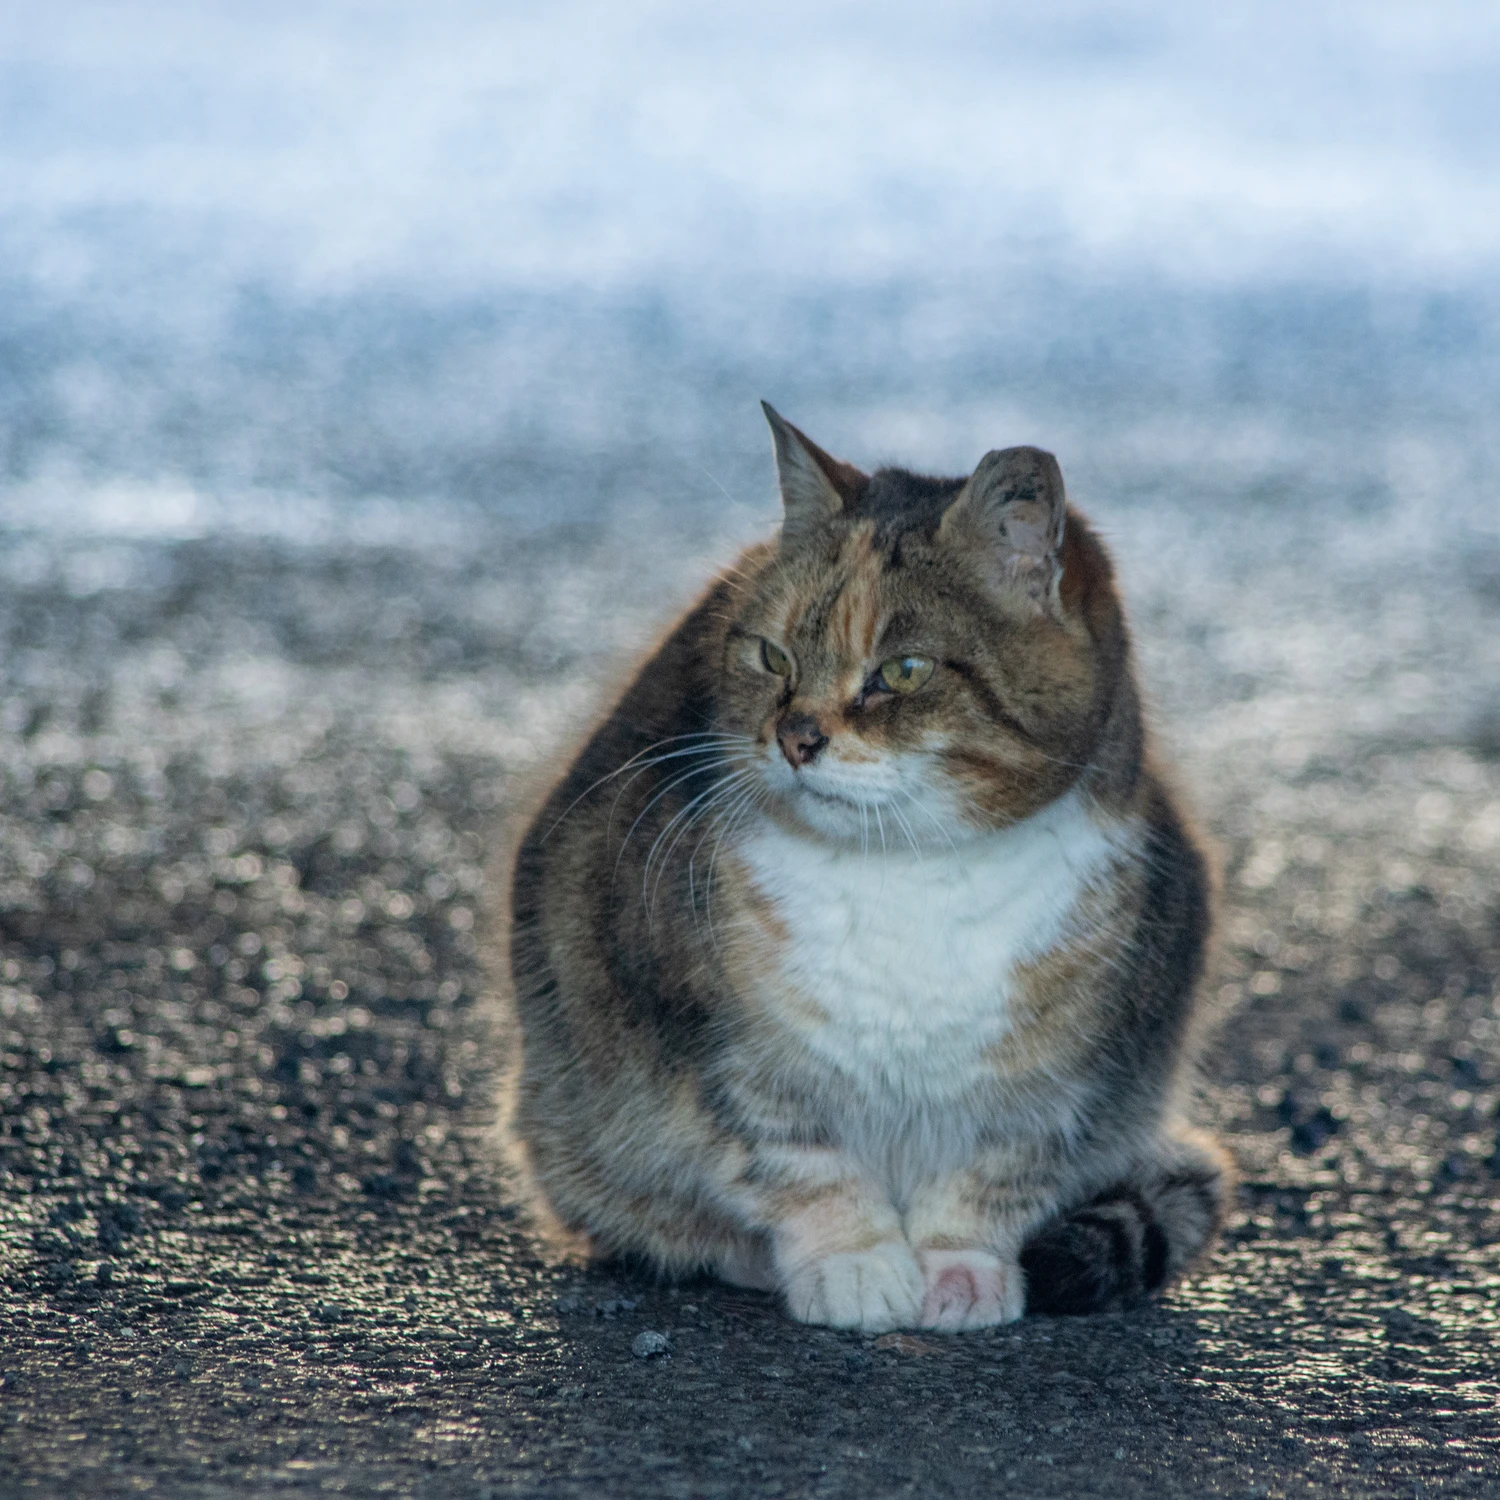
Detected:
[{"left": 502, "top": 405, "right": 1230, "bottom": 1331}]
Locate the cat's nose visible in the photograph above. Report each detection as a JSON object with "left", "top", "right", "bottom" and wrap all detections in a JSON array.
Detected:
[{"left": 776, "top": 711, "right": 829, "bottom": 769}]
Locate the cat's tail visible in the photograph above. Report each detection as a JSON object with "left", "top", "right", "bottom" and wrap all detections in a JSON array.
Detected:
[{"left": 1019, "top": 1131, "right": 1232, "bottom": 1315}]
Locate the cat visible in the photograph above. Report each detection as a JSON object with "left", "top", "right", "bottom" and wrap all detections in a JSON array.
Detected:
[{"left": 503, "top": 403, "right": 1230, "bottom": 1331}]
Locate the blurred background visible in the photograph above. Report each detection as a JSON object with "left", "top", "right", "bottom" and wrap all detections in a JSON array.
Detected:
[{"left": 2, "top": 0, "right": 1499, "bottom": 779}]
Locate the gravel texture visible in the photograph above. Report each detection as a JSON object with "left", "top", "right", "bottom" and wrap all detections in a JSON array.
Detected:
[{"left": 1, "top": 511, "right": 1498, "bottom": 1499}]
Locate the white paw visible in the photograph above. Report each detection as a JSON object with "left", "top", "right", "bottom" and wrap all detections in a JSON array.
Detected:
[
  {"left": 782, "top": 1241, "right": 924, "bottom": 1331},
  {"left": 916, "top": 1248, "right": 1024, "bottom": 1331}
]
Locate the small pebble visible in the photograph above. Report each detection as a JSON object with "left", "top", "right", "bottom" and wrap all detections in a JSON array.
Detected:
[
  {"left": 631, "top": 1330, "right": 670, "bottom": 1359},
  {"left": 595, "top": 1297, "right": 638, "bottom": 1319}
]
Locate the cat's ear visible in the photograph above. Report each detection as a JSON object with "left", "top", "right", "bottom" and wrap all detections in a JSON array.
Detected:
[
  {"left": 939, "top": 445, "right": 1068, "bottom": 606},
  {"left": 761, "top": 401, "right": 865, "bottom": 542}
]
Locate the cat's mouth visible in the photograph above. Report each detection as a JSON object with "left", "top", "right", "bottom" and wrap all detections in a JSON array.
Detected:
[
  {"left": 795, "top": 778, "right": 884, "bottom": 810},
  {"left": 798, "top": 782, "right": 858, "bottom": 806},
  {"left": 763, "top": 746, "right": 929, "bottom": 828}
]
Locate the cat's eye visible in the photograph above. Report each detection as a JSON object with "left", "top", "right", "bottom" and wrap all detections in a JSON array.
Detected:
[
  {"left": 761, "top": 639, "right": 793, "bottom": 677},
  {"left": 878, "top": 655, "right": 935, "bottom": 694}
]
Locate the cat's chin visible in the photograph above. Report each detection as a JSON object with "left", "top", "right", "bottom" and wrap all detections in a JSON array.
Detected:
[
  {"left": 746, "top": 778, "right": 868, "bottom": 843},
  {"left": 775, "top": 780, "right": 931, "bottom": 848},
  {"left": 769, "top": 777, "right": 1023, "bottom": 851},
  {"left": 786, "top": 784, "right": 872, "bottom": 841}
]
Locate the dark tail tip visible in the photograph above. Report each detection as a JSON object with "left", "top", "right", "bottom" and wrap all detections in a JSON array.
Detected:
[
  {"left": 1020, "top": 1196, "right": 1170, "bottom": 1316},
  {"left": 1021, "top": 1217, "right": 1126, "bottom": 1315}
]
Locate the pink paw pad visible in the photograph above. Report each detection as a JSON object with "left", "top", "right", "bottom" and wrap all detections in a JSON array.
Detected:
[
  {"left": 931, "top": 1263, "right": 981, "bottom": 1303},
  {"left": 917, "top": 1249, "right": 1022, "bottom": 1331}
]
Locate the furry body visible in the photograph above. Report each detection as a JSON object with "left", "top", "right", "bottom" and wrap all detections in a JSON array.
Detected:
[
  {"left": 733, "top": 789, "right": 1134, "bottom": 1161},
  {"left": 506, "top": 411, "right": 1229, "bottom": 1331}
]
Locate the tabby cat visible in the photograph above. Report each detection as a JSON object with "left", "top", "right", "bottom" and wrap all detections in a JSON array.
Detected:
[{"left": 504, "top": 405, "right": 1229, "bottom": 1331}]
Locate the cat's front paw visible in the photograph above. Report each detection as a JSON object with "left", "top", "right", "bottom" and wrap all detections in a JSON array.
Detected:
[
  {"left": 916, "top": 1248, "right": 1024, "bottom": 1331},
  {"left": 782, "top": 1241, "right": 923, "bottom": 1332}
]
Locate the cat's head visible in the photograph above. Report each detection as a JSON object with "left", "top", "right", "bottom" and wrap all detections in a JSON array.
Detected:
[{"left": 714, "top": 404, "right": 1131, "bottom": 844}]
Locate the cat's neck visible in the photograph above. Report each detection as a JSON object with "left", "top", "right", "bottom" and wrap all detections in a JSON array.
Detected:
[{"left": 741, "top": 782, "right": 1133, "bottom": 875}]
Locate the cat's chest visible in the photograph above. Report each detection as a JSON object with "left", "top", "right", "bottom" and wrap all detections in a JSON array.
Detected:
[{"left": 734, "top": 790, "right": 1130, "bottom": 1088}]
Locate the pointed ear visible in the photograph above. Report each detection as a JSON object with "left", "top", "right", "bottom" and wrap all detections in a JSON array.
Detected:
[
  {"left": 938, "top": 445, "right": 1068, "bottom": 605},
  {"left": 761, "top": 401, "right": 865, "bottom": 542}
]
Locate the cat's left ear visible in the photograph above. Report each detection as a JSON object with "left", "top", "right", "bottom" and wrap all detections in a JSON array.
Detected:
[
  {"left": 939, "top": 445, "right": 1068, "bottom": 607},
  {"left": 761, "top": 402, "right": 866, "bottom": 544}
]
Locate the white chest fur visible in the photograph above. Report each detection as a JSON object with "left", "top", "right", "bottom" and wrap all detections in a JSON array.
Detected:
[{"left": 734, "top": 787, "right": 1135, "bottom": 1101}]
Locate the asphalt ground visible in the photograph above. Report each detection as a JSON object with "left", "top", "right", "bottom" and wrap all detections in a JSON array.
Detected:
[{"left": 1, "top": 513, "right": 1498, "bottom": 1498}]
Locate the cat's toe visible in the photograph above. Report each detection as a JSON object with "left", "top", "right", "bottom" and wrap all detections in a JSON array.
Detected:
[
  {"left": 916, "top": 1248, "right": 1024, "bottom": 1331},
  {"left": 782, "top": 1241, "right": 923, "bottom": 1332}
]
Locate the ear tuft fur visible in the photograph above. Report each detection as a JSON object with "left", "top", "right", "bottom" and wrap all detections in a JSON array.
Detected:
[{"left": 761, "top": 402, "right": 866, "bottom": 544}]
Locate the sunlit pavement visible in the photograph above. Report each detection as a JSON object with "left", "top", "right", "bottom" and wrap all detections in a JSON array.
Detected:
[{"left": 0, "top": 515, "right": 1496, "bottom": 1500}]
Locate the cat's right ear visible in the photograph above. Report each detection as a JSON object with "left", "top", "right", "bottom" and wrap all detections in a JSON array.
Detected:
[{"left": 761, "top": 402, "right": 865, "bottom": 544}]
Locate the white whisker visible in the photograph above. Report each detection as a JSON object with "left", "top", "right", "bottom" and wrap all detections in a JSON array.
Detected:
[
  {"left": 900, "top": 786, "right": 962, "bottom": 859},
  {"left": 887, "top": 800, "right": 924, "bottom": 862},
  {"left": 646, "top": 768, "right": 757, "bottom": 922},
  {"left": 703, "top": 784, "right": 771, "bottom": 950},
  {"left": 613, "top": 753, "right": 755, "bottom": 883},
  {"left": 688, "top": 777, "right": 761, "bottom": 912},
  {"left": 544, "top": 731, "right": 753, "bottom": 840}
]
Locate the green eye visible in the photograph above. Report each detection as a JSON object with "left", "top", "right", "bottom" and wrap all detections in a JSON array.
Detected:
[
  {"left": 878, "top": 655, "right": 935, "bottom": 694},
  {"left": 761, "top": 639, "right": 793, "bottom": 677}
]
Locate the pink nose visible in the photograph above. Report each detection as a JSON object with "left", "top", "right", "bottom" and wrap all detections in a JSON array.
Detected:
[{"left": 777, "top": 712, "right": 828, "bottom": 768}]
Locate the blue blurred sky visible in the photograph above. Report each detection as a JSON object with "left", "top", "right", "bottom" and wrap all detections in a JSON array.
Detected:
[{"left": 2, "top": 1, "right": 1498, "bottom": 537}]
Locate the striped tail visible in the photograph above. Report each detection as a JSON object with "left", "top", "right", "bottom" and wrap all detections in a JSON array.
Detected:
[{"left": 1020, "top": 1139, "right": 1230, "bottom": 1316}]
